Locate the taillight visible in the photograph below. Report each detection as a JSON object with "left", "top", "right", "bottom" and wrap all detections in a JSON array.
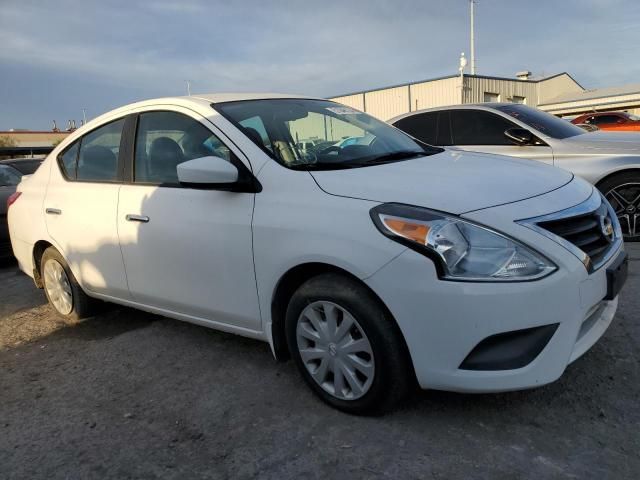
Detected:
[{"left": 7, "top": 191, "right": 21, "bottom": 209}]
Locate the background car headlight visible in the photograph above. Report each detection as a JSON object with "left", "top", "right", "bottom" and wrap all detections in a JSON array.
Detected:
[{"left": 371, "top": 204, "right": 557, "bottom": 281}]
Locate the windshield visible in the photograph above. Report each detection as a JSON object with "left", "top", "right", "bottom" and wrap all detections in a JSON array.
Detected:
[
  {"left": 626, "top": 112, "right": 640, "bottom": 121},
  {"left": 215, "top": 99, "right": 443, "bottom": 169},
  {"left": 0, "top": 164, "right": 22, "bottom": 187},
  {"left": 494, "top": 104, "right": 585, "bottom": 139}
]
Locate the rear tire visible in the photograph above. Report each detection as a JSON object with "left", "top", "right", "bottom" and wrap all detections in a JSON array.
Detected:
[
  {"left": 41, "top": 247, "right": 97, "bottom": 323},
  {"left": 285, "top": 273, "right": 413, "bottom": 415},
  {"left": 598, "top": 171, "right": 640, "bottom": 242}
]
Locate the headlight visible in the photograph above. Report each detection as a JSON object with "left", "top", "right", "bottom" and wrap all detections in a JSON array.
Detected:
[{"left": 371, "top": 204, "right": 556, "bottom": 281}]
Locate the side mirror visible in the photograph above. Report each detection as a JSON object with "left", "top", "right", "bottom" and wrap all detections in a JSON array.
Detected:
[
  {"left": 177, "top": 156, "right": 238, "bottom": 186},
  {"left": 504, "top": 128, "right": 533, "bottom": 146}
]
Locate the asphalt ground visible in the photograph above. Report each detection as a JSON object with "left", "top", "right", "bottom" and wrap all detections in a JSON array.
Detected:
[{"left": 1, "top": 245, "right": 639, "bottom": 479}]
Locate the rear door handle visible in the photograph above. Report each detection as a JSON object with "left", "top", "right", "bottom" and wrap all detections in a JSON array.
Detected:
[
  {"left": 45, "top": 208, "right": 62, "bottom": 215},
  {"left": 125, "top": 214, "right": 150, "bottom": 223}
]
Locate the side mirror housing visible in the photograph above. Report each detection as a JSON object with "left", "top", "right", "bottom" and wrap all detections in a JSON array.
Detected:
[
  {"left": 504, "top": 128, "right": 534, "bottom": 146},
  {"left": 177, "top": 156, "right": 238, "bottom": 186}
]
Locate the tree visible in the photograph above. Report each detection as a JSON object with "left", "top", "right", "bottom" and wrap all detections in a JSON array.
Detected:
[{"left": 0, "top": 135, "right": 18, "bottom": 160}]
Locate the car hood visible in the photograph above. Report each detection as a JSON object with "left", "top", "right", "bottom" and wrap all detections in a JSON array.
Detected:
[
  {"left": 309, "top": 149, "right": 573, "bottom": 214},
  {"left": 561, "top": 131, "right": 640, "bottom": 153}
]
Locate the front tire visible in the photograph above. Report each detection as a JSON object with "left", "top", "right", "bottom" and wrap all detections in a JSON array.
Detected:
[
  {"left": 285, "top": 273, "right": 413, "bottom": 415},
  {"left": 599, "top": 172, "right": 640, "bottom": 242},
  {"left": 41, "top": 247, "right": 97, "bottom": 323}
]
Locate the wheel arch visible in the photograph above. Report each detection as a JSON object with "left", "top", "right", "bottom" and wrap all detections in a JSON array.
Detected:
[
  {"left": 594, "top": 168, "right": 640, "bottom": 191},
  {"left": 270, "top": 262, "right": 414, "bottom": 378},
  {"left": 32, "top": 240, "right": 55, "bottom": 288}
]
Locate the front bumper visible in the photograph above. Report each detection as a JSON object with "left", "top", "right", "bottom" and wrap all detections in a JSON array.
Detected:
[{"left": 364, "top": 243, "right": 622, "bottom": 393}]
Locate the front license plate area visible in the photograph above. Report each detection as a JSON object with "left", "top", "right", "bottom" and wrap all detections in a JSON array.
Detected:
[{"left": 605, "top": 251, "right": 628, "bottom": 301}]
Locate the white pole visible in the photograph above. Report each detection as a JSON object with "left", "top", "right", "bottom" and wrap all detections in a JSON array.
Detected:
[
  {"left": 470, "top": 0, "right": 476, "bottom": 75},
  {"left": 82, "top": 109, "right": 87, "bottom": 125},
  {"left": 186, "top": 80, "right": 192, "bottom": 96}
]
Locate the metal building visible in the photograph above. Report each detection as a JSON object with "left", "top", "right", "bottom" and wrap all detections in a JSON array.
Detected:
[{"left": 329, "top": 72, "right": 587, "bottom": 121}]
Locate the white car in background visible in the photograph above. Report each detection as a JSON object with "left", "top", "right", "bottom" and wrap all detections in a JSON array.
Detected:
[
  {"left": 8, "top": 94, "right": 627, "bottom": 414},
  {"left": 390, "top": 104, "right": 640, "bottom": 241}
]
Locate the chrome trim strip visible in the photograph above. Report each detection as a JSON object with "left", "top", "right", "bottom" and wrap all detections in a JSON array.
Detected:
[{"left": 517, "top": 188, "right": 623, "bottom": 272}]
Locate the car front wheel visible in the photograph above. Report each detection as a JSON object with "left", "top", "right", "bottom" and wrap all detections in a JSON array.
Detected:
[
  {"left": 600, "top": 172, "right": 640, "bottom": 242},
  {"left": 285, "top": 273, "right": 413, "bottom": 415}
]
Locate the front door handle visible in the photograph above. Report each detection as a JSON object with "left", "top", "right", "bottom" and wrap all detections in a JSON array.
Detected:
[
  {"left": 125, "top": 214, "right": 150, "bottom": 223},
  {"left": 45, "top": 208, "right": 62, "bottom": 215}
]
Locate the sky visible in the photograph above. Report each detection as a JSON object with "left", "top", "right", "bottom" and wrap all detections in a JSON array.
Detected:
[{"left": 1, "top": 0, "right": 639, "bottom": 130}]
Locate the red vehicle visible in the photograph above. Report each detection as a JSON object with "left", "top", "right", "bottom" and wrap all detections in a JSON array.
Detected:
[{"left": 571, "top": 111, "right": 640, "bottom": 131}]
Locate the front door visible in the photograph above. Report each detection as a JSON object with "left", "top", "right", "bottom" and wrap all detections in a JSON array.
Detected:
[
  {"left": 116, "top": 109, "right": 261, "bottom": 331},
  {"left": 448, "top": 109, "right": 554, "bottom": 165}
]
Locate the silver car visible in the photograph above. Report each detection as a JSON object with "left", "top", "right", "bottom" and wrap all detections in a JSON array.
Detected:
[{"left": 390, "top": 103, "right": 640, "bottom": 241}]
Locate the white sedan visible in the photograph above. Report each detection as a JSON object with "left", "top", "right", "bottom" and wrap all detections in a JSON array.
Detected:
[{"left": 8, "top": 94, "right": 627, "bottom": 414}]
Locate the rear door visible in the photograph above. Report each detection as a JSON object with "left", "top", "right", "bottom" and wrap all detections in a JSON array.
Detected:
[
  {"left": 44, "top": 117, "right": 130, "bottom": 298},
  {"left": 449, "top": 109, "right": 554, "bottom": 165},
  {"left": 116, "top": 108, "right": 261, "bottom": 331}
]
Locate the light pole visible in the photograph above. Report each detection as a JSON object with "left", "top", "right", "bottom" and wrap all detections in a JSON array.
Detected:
[{"left": 470, "top": 0, "right": 476, "bottom": 75}]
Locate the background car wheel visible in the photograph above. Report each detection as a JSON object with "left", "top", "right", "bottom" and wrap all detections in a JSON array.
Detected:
[
  {"left": 599, "top": 172, "right": 640, "bottom": 242},
  {"left": 41, "top": 247, "right": 97, "bottom": 323},
  {"left": 285, "top": 273, "right": 413, "bottom": 415}
]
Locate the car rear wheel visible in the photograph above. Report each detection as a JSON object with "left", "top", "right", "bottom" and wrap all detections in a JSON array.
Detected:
[
  {"left": 285, "top": 273, "right": 413, "bottom": 415},
  {"left": 599, "top": 172, "right": 640, "bottom": 242},
  {"left": 41, "top": 247, "right": 97, "bottom": 323}
]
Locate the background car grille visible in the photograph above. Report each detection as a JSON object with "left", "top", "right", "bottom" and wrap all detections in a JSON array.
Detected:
[{"left": 538, "top": 208, "right": 613, "bottom": 268}]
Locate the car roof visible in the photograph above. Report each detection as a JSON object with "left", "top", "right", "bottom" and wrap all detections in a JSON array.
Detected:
[{"left": 71, "top": 93, "right": 325, "bottom": 138}]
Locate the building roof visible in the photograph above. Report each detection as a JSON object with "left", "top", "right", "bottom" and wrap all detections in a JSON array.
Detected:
[
  {"left": 330, "top": 72, "right": 582, "bottom": 99},
  {"left": 540, "top": 82, "right": 640, "bottom": 106}
]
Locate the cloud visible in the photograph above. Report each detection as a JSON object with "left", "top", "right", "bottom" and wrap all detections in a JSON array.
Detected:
[{"left": 1, "top": 0, "right": 640, "bottom": 129}]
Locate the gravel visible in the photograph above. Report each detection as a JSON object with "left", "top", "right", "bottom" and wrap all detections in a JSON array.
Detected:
[{"left": 0, "top": 246, "right": 639, "bottom": 479}]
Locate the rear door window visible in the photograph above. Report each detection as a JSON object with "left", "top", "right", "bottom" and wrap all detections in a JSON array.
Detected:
[
  {"left": 592, "top": 115, "right": 622, "bottom": 125},
  {"left": 76, "top": 119, "right": 125, "bottom": 182},
  {"left": 394, "top": 112, "right": 438, "bottom": 145},
  {"left": 451, "top": 110, "right": 517, "bottom": 145}
]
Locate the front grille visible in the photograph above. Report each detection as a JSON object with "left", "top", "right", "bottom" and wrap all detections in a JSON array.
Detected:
[
  {"left": 518, "top": 189, "right": 621, "bottom": 273},
  {"left": 532, "top": 191, "right": 620, "bottom": 271},
  {"left": 538, "top": 210, "right": 611, "bottom": 266}
]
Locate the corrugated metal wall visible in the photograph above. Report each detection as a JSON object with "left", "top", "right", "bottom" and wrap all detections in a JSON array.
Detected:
[
  {"left": 410, "top": 77, "right": 460, "bottom": 112},
  {"left": 328, "top": 73, "right": 587, "bottom": 120},
  {"left": 465, "top": 77, "right": 538, "bottom": 105},
  {"left": 363, "top": 86, "right": 410, "bottom": 121},
  {"left": 330, "top": 94, "right": 365, "bottom": 111}
]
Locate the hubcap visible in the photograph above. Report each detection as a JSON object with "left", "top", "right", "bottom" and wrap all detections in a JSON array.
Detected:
[
  {"left": 296, "top": 301, "right": 375, "bottom": 400},
  {"left": 43, "top": 259, "right": 73, "bottom": 315},
  {"left": 606, "top": 183, "right": 640, "bottom": 239}
]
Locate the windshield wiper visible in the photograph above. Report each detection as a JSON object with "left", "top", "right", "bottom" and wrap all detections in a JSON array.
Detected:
[{"left": 354, "top": 150, "right": 426, "bottom": 165}]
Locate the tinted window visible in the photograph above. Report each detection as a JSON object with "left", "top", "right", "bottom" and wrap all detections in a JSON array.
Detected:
[
  {"left": 59, "top": 142, "right": 79, "bottom": 179},
  {"left": 394, "top": 112, "right": 438, "bottom": 145},
  {"left": 436, "top": 111, "right": 453, "bottom": 146},
  {"left": 135, "top": 111, "right": 231, "bottom": 185},
  {"left": 494, "top": 104, "right": 584, "bottom": 139},
  {"left": 7, "top": 160, "right": 42, "bottom": 175},
  {"left": 0, "top": 164, "right": 21, "bottom": 187},
  {"left": 451, "top": 110, "right": 516, "bottom": 145},
  {"left": 77, "top": 119, "right": 124, "bottom": 182},
  {"left": 592, "top": 115, "right": 622, "bottom": 125}
]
